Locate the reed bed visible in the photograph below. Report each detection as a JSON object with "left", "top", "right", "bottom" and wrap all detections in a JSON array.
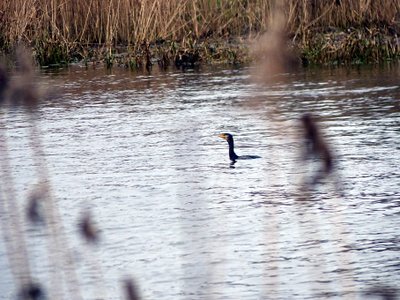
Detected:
[{"left": 0, "top": 0, "right": 399, "bottom": 67}]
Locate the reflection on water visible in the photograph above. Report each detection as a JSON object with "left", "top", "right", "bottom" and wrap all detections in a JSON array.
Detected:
[{"left": 0, "top": 64, "right": 399, "bottom": 299}]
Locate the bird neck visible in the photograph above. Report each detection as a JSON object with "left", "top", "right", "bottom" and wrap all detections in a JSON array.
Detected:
[{"left": 228, "top": 140, "right": 238, "bottom": 161}]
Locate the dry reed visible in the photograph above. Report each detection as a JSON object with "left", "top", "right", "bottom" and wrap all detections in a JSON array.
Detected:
[
  {"left": 0, "top": 47, "right": 85, "bottom": 299},
  {"left": 0, "top": 0, "right": 399, "bottom": 66}
]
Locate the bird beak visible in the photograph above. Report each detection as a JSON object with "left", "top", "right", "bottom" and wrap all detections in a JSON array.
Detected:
[{"left": 218, "top": 134, "right": 227, "bottom": 140}]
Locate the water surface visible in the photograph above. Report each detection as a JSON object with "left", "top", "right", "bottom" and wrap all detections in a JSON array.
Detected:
[{"left": 0, "top": 64, "right": 399, "bottom": 299}]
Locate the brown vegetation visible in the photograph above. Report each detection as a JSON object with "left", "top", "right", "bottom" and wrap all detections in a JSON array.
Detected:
[{"left": 0, "top": 0, "right": 399, "bottom": 67}]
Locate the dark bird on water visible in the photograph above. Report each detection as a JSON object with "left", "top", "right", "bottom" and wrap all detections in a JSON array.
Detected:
[{"left": 218, "top": 133, "right": 260, "bottom": 162}]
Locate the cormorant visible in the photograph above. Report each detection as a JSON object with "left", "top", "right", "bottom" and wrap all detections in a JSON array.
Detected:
[{"left": 218, "top": 133, "right": 260, "bottom": 162}]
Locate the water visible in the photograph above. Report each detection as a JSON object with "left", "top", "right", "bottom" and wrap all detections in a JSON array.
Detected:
[{"left": 0, "top": 64, "right": 399, "bottom": 299}]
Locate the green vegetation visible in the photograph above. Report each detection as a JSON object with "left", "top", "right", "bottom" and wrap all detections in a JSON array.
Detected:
[
  {"left": 0, "top": 0, "right": 399, "bottom": 68},
  {"left": 301, "top": 26, "right": 399, "bottom": 65}
]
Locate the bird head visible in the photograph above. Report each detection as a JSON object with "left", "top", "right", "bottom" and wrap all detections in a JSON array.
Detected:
[{"left": 218, "top": 133, "right": 233, "bottom": 142}]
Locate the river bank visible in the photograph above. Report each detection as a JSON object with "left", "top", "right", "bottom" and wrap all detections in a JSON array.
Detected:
[
  {"left": 69, "top": 24, "right": 400, "bottom": 70},
  {"left": 0, "top": 0, "right": 399, "bottom": 69}
]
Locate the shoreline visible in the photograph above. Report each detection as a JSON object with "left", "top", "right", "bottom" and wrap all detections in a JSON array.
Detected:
[
  {"left": 1, "top": 1, "right": 399, "bottom": 69},
  {"left": 28, "top": 25, "right": 400, "bottom": 70}
]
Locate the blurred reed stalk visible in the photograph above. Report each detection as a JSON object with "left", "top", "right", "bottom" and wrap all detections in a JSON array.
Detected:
[
  {"left": 0, "top": 119, "right": 33, "bottom": 294},
  {"left": 0, "top": 48, "right": 84, "bottom": 299},
  {"left": 0, "top": 59, "right": 35, "bottom": 297},
  {"left": 0, "top": 0, "right": 398, "bottom": 66},
  {"left": 123, "top": 278, "right": 141, "bottom": 300},
  {"left": 250, "top": 0, "right": 299, "bottom": 85},
  {"left": 1, "top": 48, "right": 139, "bottom": 299},
  {"left": 248, "top": 3, "right": 356, "bottom": 296}
]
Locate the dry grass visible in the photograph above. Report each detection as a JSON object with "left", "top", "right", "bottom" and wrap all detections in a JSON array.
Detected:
[{"left": 0, "top": 0, "right": 399, "bottom": 66}]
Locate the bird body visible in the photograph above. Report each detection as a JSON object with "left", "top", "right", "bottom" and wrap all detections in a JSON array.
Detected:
[{"left": 218, "top": 133, "right": 260, "bottom": 162}]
